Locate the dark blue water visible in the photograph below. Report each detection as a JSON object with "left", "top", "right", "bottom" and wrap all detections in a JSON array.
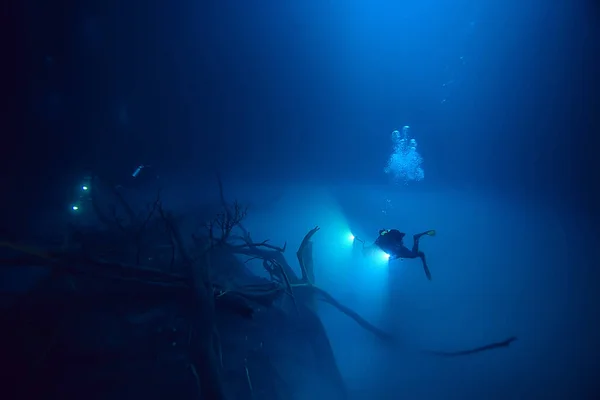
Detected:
[{"left": 4, "top": 0, "right": 598, "bottom": 398}]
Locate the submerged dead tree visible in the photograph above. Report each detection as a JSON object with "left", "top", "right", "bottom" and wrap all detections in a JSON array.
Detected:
[
  {"left": 212, "top": 176, "right": 392, "bottom": 337},
  {"left": 2, "top": 174, "right": 517, "bottom": 400},
  {"left": 212, "top": 175, "right": 517, "bottom": 360},
  {"left": 69, "top": 178, "right": 227, "bottom": 400}
]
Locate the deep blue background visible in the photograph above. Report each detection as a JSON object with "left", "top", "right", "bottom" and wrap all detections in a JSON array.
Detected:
[
  {"left": 4, "top": 0, "right": 598, "bottom": 227},
  {"left": 1, "top": 1, "right": 599, "bottom": 397}
]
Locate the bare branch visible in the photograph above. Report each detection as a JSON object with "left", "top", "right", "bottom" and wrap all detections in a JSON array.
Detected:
[
  {"left": 312, "top": 286, "right": 393, "bottom": 341},
  {"left": 296, "top": 226, "right": 320, "bottom": 285},
  {"left": 270, "top": 259, "right": 299, "bottom": 314},
  {"left": 135, "top": 190, "right": 162, "bottom": 265},
  {"left": 230, "top": 239, "right": 286, "bottom": 253},
  {"left": 157, "top": 202, "right": 176, "bottom": 270},
  {"left": 207, "top": 200, "right": 248, "bottom": 246},
  {"left": 230, "top": 246, "right": 298, "bottom": 284}
]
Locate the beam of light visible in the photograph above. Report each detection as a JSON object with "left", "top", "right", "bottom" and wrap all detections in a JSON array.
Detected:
[
  {"left": 373, "top": 248, "right": 391, "bottom": 266},
  {"left": 339, "top": 230, "right": 357, "bottom": 248}
]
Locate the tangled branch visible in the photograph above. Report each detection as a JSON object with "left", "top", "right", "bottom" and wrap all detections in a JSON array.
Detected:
[
  {"left": 211, "top": 175, "right": 394, "bottom": 339},
  {"left": 206, "top": 201, "right": 247, "bottom": 246}
]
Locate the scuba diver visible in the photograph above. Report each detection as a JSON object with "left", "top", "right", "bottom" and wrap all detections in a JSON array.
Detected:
[{"left": 374, "top": 229, "right": 436, "bottom": 280}]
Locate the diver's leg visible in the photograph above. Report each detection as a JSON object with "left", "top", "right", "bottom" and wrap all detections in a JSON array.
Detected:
[
  {"left": 411, "top": 235, "right": 421, "bottom": 253},
  {"left": 418, "top": 251, "right": 432, "bottom": 280},
  {"left": 397, "top": 245, "right": 416, "bottom": 259},
  {"left": 412, "top": 230, "right": 435, "bottom": 253}
]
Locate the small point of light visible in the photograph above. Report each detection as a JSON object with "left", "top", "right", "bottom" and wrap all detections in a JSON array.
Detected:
[
  {"left": 382, "top": 252, "right": 390, "bottom": 261},
  {"left": 82, "top": 185, "right": 89, "bottom": 191},
  {"left": 348, "top": 233, "right": 355, "bottom": 241},
  {"left": 72, "top": 205, "right": 79, "bottom": 211}
]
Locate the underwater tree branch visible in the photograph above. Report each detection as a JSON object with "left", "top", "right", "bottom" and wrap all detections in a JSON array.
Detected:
[
  {"left": 230, "top": 237, "right": 287, "bottom": 253},
  {"left": 296, "top": 226, "right": 319, "bottom": 285},
  {"left": 269, "top": 259, "right": 299, "bottom": 314},
  {"left": 151, "top": 205, "right": 228, "bottom": 400},
  {"left": 232, "top": 247, "right": 297, "bottom": 282},
  {"left": 206, "top": 201, "right": 247, "bottom": 246},
  {"left": 423, "top": 336, "right": 518, "bottom": 357},
  {"left": 227, "top": 226, "right": 394, "bottom": 340},
  {"left": 212, "top": 175, "right": 393, "bottom": 344},
  {"left": 311, "top": 286, "right": 393, "bottom": 341},
  {"left": 135, "top": 190, "right": 162, "bottom": 265},
  {"left": 156, "top": 203, "right": 176, "bottom": 270},
  {"left": 111, "top": 184, "right": 139, "bottom": 226}
]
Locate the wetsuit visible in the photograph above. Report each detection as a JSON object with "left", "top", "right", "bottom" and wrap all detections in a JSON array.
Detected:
[{"left": 375, "top": 229, "right": 434, "bottom": 280}]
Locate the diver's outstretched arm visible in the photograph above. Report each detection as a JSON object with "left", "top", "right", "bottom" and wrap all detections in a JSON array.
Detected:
[
  {"left": 354, "top": 237, "right": 366, "bottom": 247},
  {"left": 361, "top": 244, "right": 377, "bottom": 257}
]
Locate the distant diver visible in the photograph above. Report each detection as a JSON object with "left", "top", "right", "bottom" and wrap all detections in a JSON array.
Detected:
[{"left": 374, "top": 228, "right": 436, "bottom": 280}]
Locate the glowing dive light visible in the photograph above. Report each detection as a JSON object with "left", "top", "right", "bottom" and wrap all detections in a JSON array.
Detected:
[
  {"left": 132, "top": 165, "right": 144, "bottom": 178},
  {"left": 81, "top": 185, "right": 88, "bottom": 191},
  {"left": 72, "top": 205, "right": 79, "bottom": 211}
]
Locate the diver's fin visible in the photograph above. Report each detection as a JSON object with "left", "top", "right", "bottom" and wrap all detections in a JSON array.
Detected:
[{"left": 423, "top": 263, "right": 432, "bottom": 280}]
